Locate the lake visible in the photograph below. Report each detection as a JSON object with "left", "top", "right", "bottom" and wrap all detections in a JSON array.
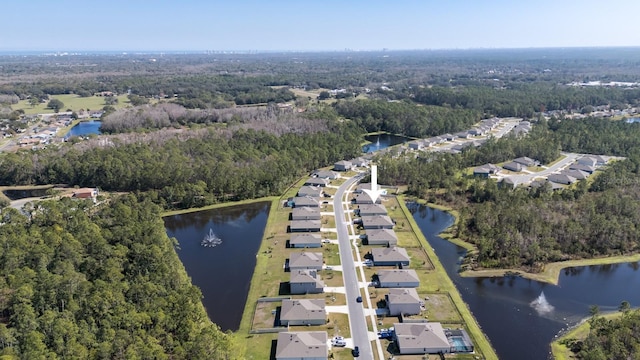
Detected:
[
  {"left": 163, "top": 202, "right": 270, "bottom": 331},
  {"left": 66, "top": 120, "right": 102, "bottom": 137},
  {"left": 407, "top": 202, "right": 640, "bottom": 360},
  {"left": 626, "top": 117, "right": 640, "bottom": 123},
  {"left": 363, "top": 133, "right": 410, "bottom": 153}
]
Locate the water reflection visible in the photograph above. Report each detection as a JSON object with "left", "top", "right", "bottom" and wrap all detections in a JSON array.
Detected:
[
  {"left": 163, "top": 201, "right": 270, "bottom": 331},
  {"left": 407, "top": 202, "right": 640, "bottom": 360},
  {"left": 362, "top": 133, "right": 409, "bottom": 153}
]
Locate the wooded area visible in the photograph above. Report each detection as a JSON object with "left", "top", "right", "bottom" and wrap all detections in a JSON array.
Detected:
[
  {"left": 561, "top": 307, "right": 640, "bottom": 359},
  {"left": 0, "top": 195, "right": 238, "bottom": 359}
]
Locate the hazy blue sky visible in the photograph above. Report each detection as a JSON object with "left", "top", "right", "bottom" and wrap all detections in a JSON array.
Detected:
[{"left": 2, "top": 0, "right": 639, "bottom": 51}]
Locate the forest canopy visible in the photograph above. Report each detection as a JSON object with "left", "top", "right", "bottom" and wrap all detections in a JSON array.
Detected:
[{"left": 0, "top": 195, "right": 239, "bottom": 359}]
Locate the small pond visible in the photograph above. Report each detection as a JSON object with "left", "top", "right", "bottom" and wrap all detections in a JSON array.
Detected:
[
  {"left": 164, "top": 202, "right": 270, "bottom": 331},
  {"left": 407, "top": 202, "right": 640, "bottom": 360},
  {"left": 66, "top": 120, "right": 102, "bottom": 137},
  {"left": 362, "top": 133, "right": 410, "bottom": 153}
]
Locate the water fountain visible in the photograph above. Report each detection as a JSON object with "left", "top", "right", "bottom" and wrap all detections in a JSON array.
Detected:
[
  {"left": 201, "top": 228, "right": 222, "bottom": 247},
  {"left": 530, "top": 291, "right": 554, "bottom": 314}
]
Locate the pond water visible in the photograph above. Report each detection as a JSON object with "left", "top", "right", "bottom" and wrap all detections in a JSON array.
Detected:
[
  {"left": 163, "top": 202, "right": 270, "bottom": 331},
  {"left": 2, "top": 188, "right": 50, "bottom": 200},
  {"left": 66, "top": 120, "right": 101, "bottom": 137},
  {"left": 362, "top": 133, "right": 409, "bottom": 153},
  {"left": 407, "top": 202, "right": 640, "bottom": 360}
]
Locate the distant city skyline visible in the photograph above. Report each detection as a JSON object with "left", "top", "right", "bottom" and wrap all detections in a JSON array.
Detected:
[{"left": 2, "top": 0, "right": 639, "bottom": 52}]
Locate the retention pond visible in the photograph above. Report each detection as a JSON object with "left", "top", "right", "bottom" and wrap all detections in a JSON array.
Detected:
[
  {"left": 164, "top": 201, "right": 270, "bottom": 331},
  {"left": 407, "top": 202, "right": 640, "bottom": 360}
]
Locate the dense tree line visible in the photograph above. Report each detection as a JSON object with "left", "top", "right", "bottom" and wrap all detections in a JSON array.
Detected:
[
  {"left": 332, "top": 99, "right": 482, "bottom": 137},
  {"left": 411, "top": 84, "right": 640, "bottom": 118},
  {"left": 0, "top": 123, "right": 361, "bottom": 210},
  {"left": 0, "top": 195, "right": 239, "bottom": 359},
  {"left": 562, "top": 307, "right": 640, "bottom": 360}
]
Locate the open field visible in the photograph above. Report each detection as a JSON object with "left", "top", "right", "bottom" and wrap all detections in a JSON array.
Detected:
[{"left": 13, "top": 94, "right": 132, "bottom": 115}]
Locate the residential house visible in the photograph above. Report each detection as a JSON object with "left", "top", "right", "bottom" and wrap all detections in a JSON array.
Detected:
[
  {"left": 442, "top": 133, "right": 456, "bottom": 141},
  {"left": 289, "top": 220, "right": 321, "bottom": 233},
  {"left": 351, "top": 157, "right": 369, "bottom": 167},
  {"left": 513, "top": 157, "right": 538, "bottom": 167},
  {"left": 473, "top": 164, "right": 501, "bottom": 178},
  {"left": 502, "top": 161, "right": 524, "bottom": 172},
  {"left": 357, "top": 204, "right": 387, "bottom": 216},
  {"left": 455, "top": 131, "right": 471, "bottom": 139},
  {"left": 354, "top": 192, "right": 382, "bottom": 205},
  {"left": 290, "top": 269, "right": 324, "bottom": 294},
  {"left": 468, "top": 128, "right": 485, "bottom": 136},
  {"left": 313, "top": 170, "right": 339, "bottom": 180},
  {"left": 289, "top": 252, "right": 323, "bottom": 270},
  {"left": 292, "top": 207, "right": 321, "bottom": 220},
  {"left": 386, "top": 288, "right": 421, "bottom": 316},
  {"left": 333, "top": 160, "right": 352, "bottom": 171},
  {"left": 408, "top": 140, "right": 424, "bottom": 150},
  {"left": 361, "top": 215, "right": 394, "bottom": 230},
  {"left": 279, "top": 299, "right": 327, "bottom": 326},
  {"left": 72, "top": 188, "right": 99, "bottom": 201},
  {"left": 304, "top": 177, "right": 330, "bottom": 187},
  {"left": 376, "top": 269, "right": 420, "bottom": 288},
  {"left": 560, "top": 169, "right": 589, "bottom": 180},
  {"left": 364, "top": 229, "right": 398, "bottom": 246},
  {"left": 289, "top": 234, "right": 322, "bottom": 248},
  {"left": 297, "top": 186, "right": 323, "bottom": 198},
  {"left": 293, "top": 196, "right": 320, "bottom": 208},
  {"left": 275, "top": 331, "right": 328, "bottom": 360},
  {"left": 547, "top": 173, "right": 577, "bottom": 185},
  {"left": 499, "top": 177, "right": 520, "bottom": 189},
  {"left": 371, "top": 247, "right": 410, "bottom": 266},
  {"left": 577, "top": 156, "right": 598, "bottom": 167},
  {"left": 568, "top": 163, "right": 596, "bottom": 174},
  {"left": 394, "top": 323, "right": 450, "bottom": 355},
  {"left": 354, "top": 183, "right": 372, "bottom": 193}
]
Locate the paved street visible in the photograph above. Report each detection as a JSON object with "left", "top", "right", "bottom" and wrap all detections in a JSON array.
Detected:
[{"left": 333, "top": 175, "right": 375, "bottom": 360}]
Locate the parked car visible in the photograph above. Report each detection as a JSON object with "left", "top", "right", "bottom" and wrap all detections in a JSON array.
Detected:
[
  {"left": 331, "top": 336, "right": 346, "bottom": 347},
  {"left": 352, "top": 346, "right": 360, "bottom": 357},
  {"left": 356, "top": 296, "right": 363, "bottom": 303}
]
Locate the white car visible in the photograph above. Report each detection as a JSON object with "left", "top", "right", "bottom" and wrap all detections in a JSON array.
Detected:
[{"left": 331, "top": 336, "right": 346, "bottom": 347}]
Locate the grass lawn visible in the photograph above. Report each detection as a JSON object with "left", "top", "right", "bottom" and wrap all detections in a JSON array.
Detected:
[{"left": 460, "top": 253, "right": 640, "bottom": 285}]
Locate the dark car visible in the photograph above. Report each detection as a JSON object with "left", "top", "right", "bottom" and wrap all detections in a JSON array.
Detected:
[
  {"left": 356, "top": 296, "right": 362, "bottom": 303},
  {"left": 352, "top": 346, "right": 360, "bottom": 357}
]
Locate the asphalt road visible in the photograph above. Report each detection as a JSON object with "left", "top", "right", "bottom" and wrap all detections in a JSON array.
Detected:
[{"left": 333, "top": 174, "right": 374, "bottom": 360}]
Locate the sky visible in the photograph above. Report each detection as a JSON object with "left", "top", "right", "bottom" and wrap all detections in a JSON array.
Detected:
[{"left": 2, "top": 0, "right": 640, "bottom": 52}]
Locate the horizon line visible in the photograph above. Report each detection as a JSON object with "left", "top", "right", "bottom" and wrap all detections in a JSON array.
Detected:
[{"left": 1, "top": 45, "right": 640, "bottom": 56}]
